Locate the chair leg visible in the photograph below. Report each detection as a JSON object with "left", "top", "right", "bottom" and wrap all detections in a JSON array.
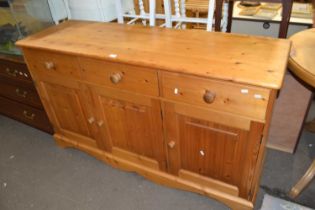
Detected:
[
  {"left": 163, "top": 0, "right": 172, "bottom": 28},
  {"left": 115, "top": 0, "right": 124, "bottom": 24},
  {"left": 289, "top": 159, "right": 315, "bottom": 199},
  {"left": 149, "top": 0, "right": 156, "bottom": 26}
]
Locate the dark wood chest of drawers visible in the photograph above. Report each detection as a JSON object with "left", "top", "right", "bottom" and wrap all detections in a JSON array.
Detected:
[{"left": 0, "top": 54, "right": 53, "bottom": 133}]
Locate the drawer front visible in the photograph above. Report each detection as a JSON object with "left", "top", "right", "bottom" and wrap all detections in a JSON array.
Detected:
[
  {"left": 0, "top": 59, "right": 32, "bottom": 83},
  {"left": 23, "top": 48, "right": 81, "bottom": 80},
  {"left": 79, "top": 57, "right": 159, "bottom": 96},
  {"left": 0, "top": 96, "right": 53, "bottom": 133},
  {"left": 161, "top": 72, "right": 270, "bottom": 121},
  {"left": 0, "top": 81, "right": 42, "bottom": 109}
]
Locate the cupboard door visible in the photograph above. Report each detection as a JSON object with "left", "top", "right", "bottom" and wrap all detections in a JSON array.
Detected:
[
  {"left": 163, "top": 101, "right": 264, "bottom": 199},
  {"left": 92, "top": 86, "right": 166, "bottom": 170},
  {"left": 39, "top": 81, "right": 100, "bottom": 148}
]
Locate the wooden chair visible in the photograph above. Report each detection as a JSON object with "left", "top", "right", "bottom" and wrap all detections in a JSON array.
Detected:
[
  {"left": 115, "top": 0, "right": 165, "bottom": 26},
  {"left": 226, "top": 0, "right": 294, "bottom": 38},
  {"left": 163, "top": 0, "right": 229, "bottom": 32},
  {"left": 184, "top": 0, "right": 230, "bottom": 31}
]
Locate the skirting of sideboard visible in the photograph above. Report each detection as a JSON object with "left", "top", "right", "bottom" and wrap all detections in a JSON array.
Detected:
[{"left": 54, "top": 133, "right": 254, "bottom": 210}]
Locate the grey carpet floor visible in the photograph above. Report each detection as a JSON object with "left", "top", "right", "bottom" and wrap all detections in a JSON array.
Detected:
[{"left": 0, "top": 114, "right": 314, "bottom": 210}]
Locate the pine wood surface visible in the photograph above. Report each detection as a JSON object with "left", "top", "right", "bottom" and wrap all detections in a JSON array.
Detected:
[
  {"left": 289, "top": 28, "right": 315, "bottom": 88},
  {"left": 161, "top": 72, "right": 270, "bottom": 122},
  {"left": 16, "top": 21, "right": 291, "bottom": 89},
  {"left": 17, "top": 21, "right": 291, "bottom": 210},
  {"left": 54, "top": 133, "right": 254, "bottom": 210}
]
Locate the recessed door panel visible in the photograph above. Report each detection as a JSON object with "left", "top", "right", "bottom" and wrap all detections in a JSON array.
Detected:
[
  {"left": 163, "top": 101, "right": 264, "bottom": 198},
  {"left": 93, "top": 86, "right": 166, "bottom": 170}
]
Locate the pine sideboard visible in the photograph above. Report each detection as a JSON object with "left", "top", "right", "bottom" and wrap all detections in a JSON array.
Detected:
[{"left": 16, "top": 21, "right": 291, "bottom": 210}]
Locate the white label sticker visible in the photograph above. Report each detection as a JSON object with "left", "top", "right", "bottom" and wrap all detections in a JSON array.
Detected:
[
  {"left": 200, "top": 150, "right": 205, "bottom": 156},
  {"left": 174, "top": 88, "right": 179, "bottom": 95},
  {"left": 109, "top": 54, "right": 117, "bottom": 58},
  {"left": 241, "top": 89, "right": 249, "bottom": 94},
  {"left": 254, "top": 94, "right": 263, "bottom": 99}
]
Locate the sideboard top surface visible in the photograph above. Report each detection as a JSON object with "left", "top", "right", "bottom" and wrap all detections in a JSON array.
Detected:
[{"left": 16, "top": 21, "right": 291, "bottom": 89}]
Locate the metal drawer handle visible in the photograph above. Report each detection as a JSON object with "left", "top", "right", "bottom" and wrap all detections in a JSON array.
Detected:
[
  {"left": 23, "top": 110, "right": 35, "bottom": 120},
  {"left": 6, "top": 68, "right": 18, "bottom": 77},
  {"left": 45, "top": 61, "right": 55, "bottom": 70},
  {"left": 15, "top": 88, "right": 28, "bottom": 98},
  {"left": 203, "top": 90, "right": 216, "bottom": 104},
  {"left": 110, "top": 72, "right": 123, "bottom": 84}
]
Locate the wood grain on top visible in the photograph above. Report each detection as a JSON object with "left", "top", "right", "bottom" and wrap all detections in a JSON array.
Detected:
[
  {"left": 289, "top": 28, "right": 315, "bottom": 88},
  {"left": 16, "top": 21, "right": 291, "bottom": 89}
]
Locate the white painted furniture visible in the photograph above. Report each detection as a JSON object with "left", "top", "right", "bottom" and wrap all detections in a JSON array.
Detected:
[
  {"left": 163, "top": 0, "right": 215, "bottom": 31},
  {"left": 163, "top": 0, "right": 229, "bottom": 32},
  {"left": 115, "top": 0, "right": 165, "bottom": 26},
  {"left": 115, "top": 0, "right": 229, "bottom": 31},
  {"left": 231, "top": 1, "right": 312, "bottom": 38}
]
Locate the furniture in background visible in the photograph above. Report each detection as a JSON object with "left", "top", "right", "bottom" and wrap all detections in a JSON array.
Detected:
[
  {"left": 266, "top": 2, "right": 313, "bottom": 153},
  {"left": 230, "top": 1, "right": 312, "bottom": 38},
  {"left": 0, "top": 54, "right": 53, "bottom": 133},
  {"left": 228, "top": 1, "right": 313, "bottom": 153},
  {"left": 287, "top": 28, "right": 315, "bottom": 198},
  {"left": 115, "top": 0, "right": 230, "bottom": 31},
  {"left": 289, "top": 28, "right": 315, "bottom": 88},
  {"left": 0, "top": 0, "right": 53, "bottom": 133},
  {"left": 115, "top": 0, "right": 162, "bottom": 26},
  {"left": 290, "top": 160, "right": 315, "bottom": 198},
  {"left": 17, "top": 21, "right": 290, "bottom": 210},
  {"left": 163, "top": 0, "right": 220, "bottom": 31},
  {"left": 185, "top": 0, "right": 230, "bottom": 31}
]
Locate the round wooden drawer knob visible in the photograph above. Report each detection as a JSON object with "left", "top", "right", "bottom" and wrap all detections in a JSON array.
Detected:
[
  {"left": 45, "top": 61, "right": 55, "bottom": 70},
  {"left": 168, "top": 141, "right": 176, "bottom": 149},
  {"left": 88, "top": 117, "right": 95, "bottom": 124},
  {"left": 97, "top": 120, "right": 104, "bottom": 127},
  {"left": 203, "top": 90, "right": 216, "bottom": 104},
  {"left": 110, "top": 72, "right": 123, "bottom": 84}
]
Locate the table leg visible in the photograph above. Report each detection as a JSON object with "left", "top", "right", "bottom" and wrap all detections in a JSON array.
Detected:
[{"left": 289, "top": 159, "right": 315, "bottom": 199}]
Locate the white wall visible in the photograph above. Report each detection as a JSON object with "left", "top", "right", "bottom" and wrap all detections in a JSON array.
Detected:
[{"left": 67, "top": 0, "right": 134, "bottom": 22}]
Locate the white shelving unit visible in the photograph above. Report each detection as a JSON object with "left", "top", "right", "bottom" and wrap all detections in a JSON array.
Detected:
[{"left": 231, "top": 1, "right": 313, "bottom": 38}]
